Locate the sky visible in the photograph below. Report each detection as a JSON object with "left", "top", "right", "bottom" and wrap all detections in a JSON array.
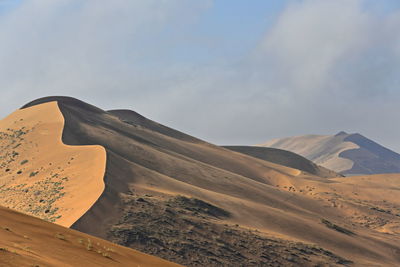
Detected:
[{"left": 0, "top": 0, "right": 400, "bottom": 152}]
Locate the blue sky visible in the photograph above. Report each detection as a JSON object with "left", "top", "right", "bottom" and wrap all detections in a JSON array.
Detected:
[
  {"left": 0, "top": 0, "right": 21, "bottom": 12},
  {"left": 1, "top": 0, "right": 400, "bottom": 152}
]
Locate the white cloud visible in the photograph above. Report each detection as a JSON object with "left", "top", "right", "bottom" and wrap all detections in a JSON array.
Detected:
[
  {"left": 158, "top": 0, "right": 400, "bottom": 151},
  {"left": 0, "top": 0, "right": 212, "bottom": 112},
  {"left": 0, "top": 0, "right": 400, "bottom": 152},
  {"left": 256, "top": 0, "right": 371, "bottom": 93},
  {"left": 245, "top": 0, "right": 400, "bottom": 150}
]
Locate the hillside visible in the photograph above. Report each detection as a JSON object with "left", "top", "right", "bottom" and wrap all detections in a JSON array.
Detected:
[
  {"left": 260, "top": 131, "right": 400, "bottom": 175},
  {"left": 0, "top": 96, "right": 396, "bottom": 266},
  {"left": 223, "top": 146, "right": 342, "bottom": 178},
  {"left": 0, "top": 205, "right": 181, "bottom": 266}
]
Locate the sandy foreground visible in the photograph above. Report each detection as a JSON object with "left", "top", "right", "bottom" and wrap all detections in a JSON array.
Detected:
[{"left": 0, "top": 205, "right": 181, "bottom": 266}]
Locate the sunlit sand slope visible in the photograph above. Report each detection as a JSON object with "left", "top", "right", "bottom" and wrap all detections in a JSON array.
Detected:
[
  {"left": 0, "top": 102, "right": 106, "bottom": 227},
  {"left": 0, "top": 205, "right": 181, "bottom": 266}
]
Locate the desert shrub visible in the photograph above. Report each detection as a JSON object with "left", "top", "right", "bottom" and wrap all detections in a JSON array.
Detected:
[
  {"left": 29, "top": 171, "right": 39, "bottom": 177},
  {"left": 321, "top": 219, "right": 354, "bottom": 235},
  {"left": 87, "top": 239, "right": 93, "bottom": 251},
  {"left": 55, "top": 233, "right": 66, "bottom": 240},
  {"left": 102, "top": 252, "right": 112, "bottom": 259}
]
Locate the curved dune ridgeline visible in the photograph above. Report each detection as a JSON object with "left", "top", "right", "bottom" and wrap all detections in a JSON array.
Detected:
[
  {"left": 0, "top": 101, "right": 106, "bottom": 227},
  {"left": 12, "top": 97, "right": 400, "bottom": 266}
]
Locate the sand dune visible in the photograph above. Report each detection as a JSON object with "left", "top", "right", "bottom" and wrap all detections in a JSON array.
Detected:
[
  {"left": 0, "top": 205, "right": 181, "bottom": 266},
  {"left": 223, "top": 145, "right": 342, "bottom": 178},
  {"left": 2, "top": 96, "right": 398, "bottom": 266},
  {"left": 260, "top": 131, "right": 400, "bottom": 175},
  {"left": 0, "top": 101, "right": 106, "bottom": 227},
  {"left": 260, "top": 133, "right": 359, "bottom": 173}
]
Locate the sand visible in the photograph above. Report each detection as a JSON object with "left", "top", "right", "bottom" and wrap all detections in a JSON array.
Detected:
[
  {"left": 223, "top": 145, "right": 342, "bottom": 178},
  {"left": 260, "top": 134, "right": 360, "bottom": 172},
  {"left": 0, "top": 205, "right": 181, "bottom": 266},
  {"left": 0, "top": 101, "right": 106, "bottom": 227}
]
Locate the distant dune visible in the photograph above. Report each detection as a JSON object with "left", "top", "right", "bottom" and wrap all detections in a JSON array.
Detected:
[
  {"left": 223, "top": 146, "right": 342, "bottom": 178},
  {"left": 260, "top": 131, "right": 400, "bottom": 175},
  {"left": 0, "top": 96, "right": 398, "bottom": 266}
]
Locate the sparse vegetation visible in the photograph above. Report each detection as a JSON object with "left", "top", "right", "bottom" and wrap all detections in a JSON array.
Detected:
[
  {"left": 102, "top": 252, "right": 112, "bottom": 259},
  {"left": 0, "top": 247, "right": 17, "bottom": 254},
  {"left": 321, "top": 219, "right": 355, "bottom": 235},
  {"left": 87, "top": 238, "right": 93, "bottom": 251},
  {"left": 0, "top": 126, "right": 68, "bottom": 222},
  {"left": 29, "top": 171, "right": 39, "bottom": 177},
  {"left": 0, "top": 171, "right": 69, "bottom": 222},
  {"left": 75, "top": 237, "right": 116, "bottom": 260},
  {"left": 169, "top": 195, "right": 231, "bottom": 218},
  {"left": 370, "top": 206, "right": 392, "bottom": 214},
  {"left": 55, "top": 233, "right": 66, "bottom": 240},
  {"left": 108, "top": 193, "right": 351, "bottom": 266},
  {"left": 2, "top": 226, "right": 11, "bottom": 232}
]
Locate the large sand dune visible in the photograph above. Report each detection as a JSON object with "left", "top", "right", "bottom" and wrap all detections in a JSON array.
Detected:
[{"left": 3, "top": 96, "right": 399, "bottom": 266}]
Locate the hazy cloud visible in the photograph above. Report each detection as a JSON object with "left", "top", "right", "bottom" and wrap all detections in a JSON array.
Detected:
[
  {"left": 156, "top": 0, "right": 400, "bottom": 152},
  {"left": 0, "top": 0, "right": 212, "bottom": 109},
  {"left": 1, "top": 0, "right": 400, "bottom": 152}
]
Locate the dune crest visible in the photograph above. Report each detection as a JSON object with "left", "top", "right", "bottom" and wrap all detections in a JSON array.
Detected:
[{"left": 0, "top": 101, "right": 106, "bottom": 227}]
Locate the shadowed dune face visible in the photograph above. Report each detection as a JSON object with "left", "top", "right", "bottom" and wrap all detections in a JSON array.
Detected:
[
  {"left": 223, "top": 146, "right": 343, "bottom": 178},
  {"left": 340, "top": 134, "right": 400, "bottom": 175},
  {"left": 7, "top": 96, "right": 400, "bottom": 266},
  {"left": 0, "top": 206, "right": 181, "bottom": 267},
  {"left": 108, "top": 109, "right": 203, "bottom": 143},
  {"left": 0, "top": 101, "right": 106, "bottom": 227}
]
